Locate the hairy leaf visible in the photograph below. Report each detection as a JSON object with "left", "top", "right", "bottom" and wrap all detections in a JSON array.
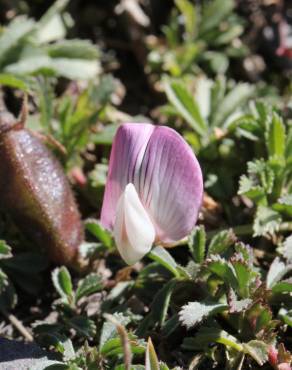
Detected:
[{"left": 179, "top": 301, "right": 227, "bottom": 329}]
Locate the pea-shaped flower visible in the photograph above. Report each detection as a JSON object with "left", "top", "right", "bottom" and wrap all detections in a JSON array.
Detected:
[{"left": 101, "top": 123, "right": 203, "bottom": 265}]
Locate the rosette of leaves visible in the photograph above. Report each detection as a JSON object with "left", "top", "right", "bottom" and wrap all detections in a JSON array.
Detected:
[
  {"left": 237, "top": 103, "right": 292, "bottom": 239},
  {"left": 147, "top": 0, "right": 247, "bottom": 77}
]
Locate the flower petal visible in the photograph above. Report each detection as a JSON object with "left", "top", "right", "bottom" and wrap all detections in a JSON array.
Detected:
[
  {"left": 138, "top": 126, "right": 203, "bottom": 243},
  {"left": 114, "top": 183, "right": 155, "bottom": 265},
  {"left": 101, "top": 123, "right": 203, "bottom": 244},
  {"left": 100, "top": 123, "right": 154, "bottom": 230}
]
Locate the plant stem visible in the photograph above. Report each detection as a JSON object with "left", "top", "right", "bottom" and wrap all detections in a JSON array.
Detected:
[{"left": 1, "top": 309, "right": 33, "bottom": 342}]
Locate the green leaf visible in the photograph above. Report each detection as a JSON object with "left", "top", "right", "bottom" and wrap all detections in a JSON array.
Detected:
[
  {"left": 50, "top": 58, "right": 100, "bottom": 80},
  {"left": 36, "top": 0, "right": 69, "bottom": 43},
  {"left": 207, "top": 229, "right": 235, "bottom": 257},
  {"left": 85, "top": 219, "right": 112, "bottom": 248},
  {"left": 253, "top": 206, "right": 281, "bottom": 237},
  {"left": 164, "top": 79, "right": 207, "bottom": 136},
  {"left": 202, "top": 51, "right": 229, "bottom": 74},
  {"left": 0, "top": 240, "right": 12, "bottom": 259},
  {"left": 150, "top": 279, "right": 177, "bottom": 326},
  {"left": 179, "top": 301, "right": 228, "bottom": 329},
  {"left": 234, "top": 242, "right": 254, "bottom": 267},
  {"left": 273, "top": 195, "right": 292, "bottom": 217},
  {"left": 0, "top": 269, "right": 17, "bottom": 310},
  {"left": 182, "top": 326, "right": 243, "bottom": 351},
  {"left": 200, "top": 0, "right": 234, "bottom": 35},
  {"left": 76, "top": 273, "right": 103, "bottom": 302},
  {"left": 0, "top": 73, "right": 29, "bottom": 91},
  {"left": 266, "top": 257, "right": 292, "bottom": 288},
  {"left": 188, "top": 226, "right": 206, "bottom": 263},
  {"left": 145, "top": 338, "right": 159, "bottom": 370},
  {"left": 272, "top": 279, "right": 292, "bottom": 293},
  {"left": 68, "top": 316, "right": 96, "bottom": 338},
  {"left": 206, "top": 255, "right": 238, "bottom": 290},
  {"left": 232, "top": 257, "right": 254, "bottom": 298},
  {"left": 266, "top": 113, "right": 286, "bottom": 159},
  {"left": 161, "top": 314, "right": 180, "bottom": 337},
  {"left": 242, "top": 340, "right": 269, "bottom": 366},
  {"left": 213, "top": 24, "right": 243, "bottom": 45},
  {"left": 0, "top": 17, "right": 35, "bottom": 67},
  {"left": 148, "top": 246, "right": 180, "bottom": 277},
  {"left": 175, "top": 0, "right": 197, "bottom": 39},
  {"left": 5, "top": 56, "right": 100, "bottom": 80},
  {"left": 214, "top": 83, "right": 253, "bottom": 128},
  {"left": 46, "top": 39, "right": 99, "bottom": 60},
  {"left": 238, "top": 175, "right": 266, "bottom": 203},
  {"left": 92, "top": 124, "right": 118, "bottom": 145},
  {"left": 99, "top": 313, "right": 130, "bottom": 349},
  {"left": 52, "top": 266, "right": 73, "bottom": 300}
]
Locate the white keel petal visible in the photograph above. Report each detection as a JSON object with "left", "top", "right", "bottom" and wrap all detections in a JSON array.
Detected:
[{"left": 114, "top": 183, "right": 155, "bottom": 265}]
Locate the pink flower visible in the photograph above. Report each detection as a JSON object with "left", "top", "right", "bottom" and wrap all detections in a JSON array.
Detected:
[{"left": 100, "top": 123, "right": 203, "bottom": 264}]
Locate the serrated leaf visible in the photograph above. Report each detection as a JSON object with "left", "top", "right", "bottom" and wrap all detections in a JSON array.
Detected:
[
  {"left": 266, "top": 113, "right": 286, "bottom": 159},
  {"left": 234, "top": 242, "right": 254, "bottom": 267},
  {"left": 253, "top": 206, "right": 281, "bottom": 237},
  {"left": 164, "top": 79, "right": 207, "bottom": 136},
  {"left": 76, "top": 273, "right": 103, "bottom": 302},
  {"left": 232, "top": 258, "right": 253, "bottom": 298},
  {"left": 179, "top": 301, "right": 228, "bottom": 329},
  {"left": 145, "top": 337, "right": 159, "bottom": 370},
  {"left": 52, "top": 266, "right": 73, "bottom": 300},
  {"left": 243, "top": 340, "right": 269, "bottom": 366},
  {"left": 207, "top": 229, "right": 235, "bottom": 257},
  {"left": 238, "top": 175, "right": 265, "bottom": 203},
  {"left": 206, "top": 255, "right": 238, "bottom": 290},
  {"left": 228, "top": 288, "right": 252, "bottom": 313},
  {"left": 188, "top": 226, "right": 206, "bottom": 263}
]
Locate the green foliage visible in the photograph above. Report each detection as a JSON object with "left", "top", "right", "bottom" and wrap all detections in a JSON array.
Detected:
[
  {"left": 147, "top": 0, "right": 245, "bottom": 76},
  {"left": 0, "top": 1, "right": 292, "bottom": 369},
  {"left": 0, "top": 0, "right": 100, "bottom": 82}
]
